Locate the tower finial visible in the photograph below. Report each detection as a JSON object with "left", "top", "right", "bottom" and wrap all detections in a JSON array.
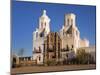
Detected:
[{"left": 43, "top": 10, "right": 46, "bottom": 15}]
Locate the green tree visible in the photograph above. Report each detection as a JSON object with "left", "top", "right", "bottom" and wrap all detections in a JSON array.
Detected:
[{"left": 76, "top": 49, "right": 93, "bottom": 64}]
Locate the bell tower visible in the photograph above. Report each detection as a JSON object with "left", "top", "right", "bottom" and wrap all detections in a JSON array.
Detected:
[{"left": 39, "top": 10, "right": 50, "bottom": 34}]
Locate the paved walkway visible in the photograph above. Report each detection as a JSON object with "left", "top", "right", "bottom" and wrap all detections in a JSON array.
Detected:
[{"left": 11, "top": 64, "right": 96, "bottom": 74}]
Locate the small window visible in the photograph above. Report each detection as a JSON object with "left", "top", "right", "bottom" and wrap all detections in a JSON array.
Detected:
[
  {"left": 66, "top": 54, "right": 68, "bottom": 58},
  {"left": 39, "top": 56, "right": 41, "bottom": 61},
  {"left": 67, "top": 19, "right": 69, "bottom": 25},
  {"left": 72, "top": 45, "right": 74, "bottom": 48},
  {"left": 39, "top": 46, "right": 41, "bottom": 52},
  {"left": 40, "top": 32, "right": 44, "bottom": 37},
  {"left": 66, "top": 45, "right": 69, "bottom": 51},
  {"left": 45, "top": 22, "right": 46, "bottom": 26}
]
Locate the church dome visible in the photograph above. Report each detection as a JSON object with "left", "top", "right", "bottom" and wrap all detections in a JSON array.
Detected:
[{"left": 40, "top": 10, "right": 50, "bottom": 21}]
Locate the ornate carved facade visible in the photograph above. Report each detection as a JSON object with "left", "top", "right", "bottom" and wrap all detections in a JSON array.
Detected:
[{"left": 43, "top": 32, "right": 62, "bottom": 64}]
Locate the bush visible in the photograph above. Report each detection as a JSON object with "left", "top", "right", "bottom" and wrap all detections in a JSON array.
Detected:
[
  {"left": 47, "top": 60, "right": 57, "bottom": 66},
  {"left": 76, "top": 49, "right": 95, "bottom": 64}
]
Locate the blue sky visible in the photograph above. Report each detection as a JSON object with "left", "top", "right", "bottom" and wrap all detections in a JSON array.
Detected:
[{"left": 12, "top": 1, "right": 96, "bottom": 56}]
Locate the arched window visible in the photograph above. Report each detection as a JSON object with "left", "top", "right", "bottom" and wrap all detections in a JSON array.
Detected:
[
  {"left": 67, "top": 19, "right": 69, "bottom": 25},
  {"left": 45, "top": 22, "right": 46, "bottom": 26},
  {"left": 71, "top": 19, "right": 73, "bottom": 25},
  {"left": 39, "top": 56, "right": 41, "bottom": 61},
  {"left": 39, "top": 46, "right": 41, "bottom": 52},
  {"left": 66, "top": 45, "right": 69, "bottom": 51},
  {"left": 40, "top": 32, "right": 44, "bottom": 37},
  {"left": 72, "top": 45, "right": 74, "bottom": 48}
]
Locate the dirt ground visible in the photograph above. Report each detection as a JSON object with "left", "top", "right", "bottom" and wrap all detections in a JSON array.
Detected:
[{"left": 11, "top": 64, "right": 96, "bottom": 74}]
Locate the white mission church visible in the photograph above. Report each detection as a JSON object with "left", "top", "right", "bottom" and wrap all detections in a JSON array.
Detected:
[{"left": 32, "top": 10, "right": 94, "bottom": 64}]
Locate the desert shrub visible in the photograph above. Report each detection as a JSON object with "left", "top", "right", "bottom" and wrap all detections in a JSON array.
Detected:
[
  {"left": 47, "top": 60, "right": 57, "bottom": 66},
  {"left": 76, "top": 49, "right": 94, "bottom": 64}
]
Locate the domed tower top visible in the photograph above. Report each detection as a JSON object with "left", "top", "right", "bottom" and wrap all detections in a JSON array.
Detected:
[{"left": 40, "top": 10, "right": 50, "bottom": 21}]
